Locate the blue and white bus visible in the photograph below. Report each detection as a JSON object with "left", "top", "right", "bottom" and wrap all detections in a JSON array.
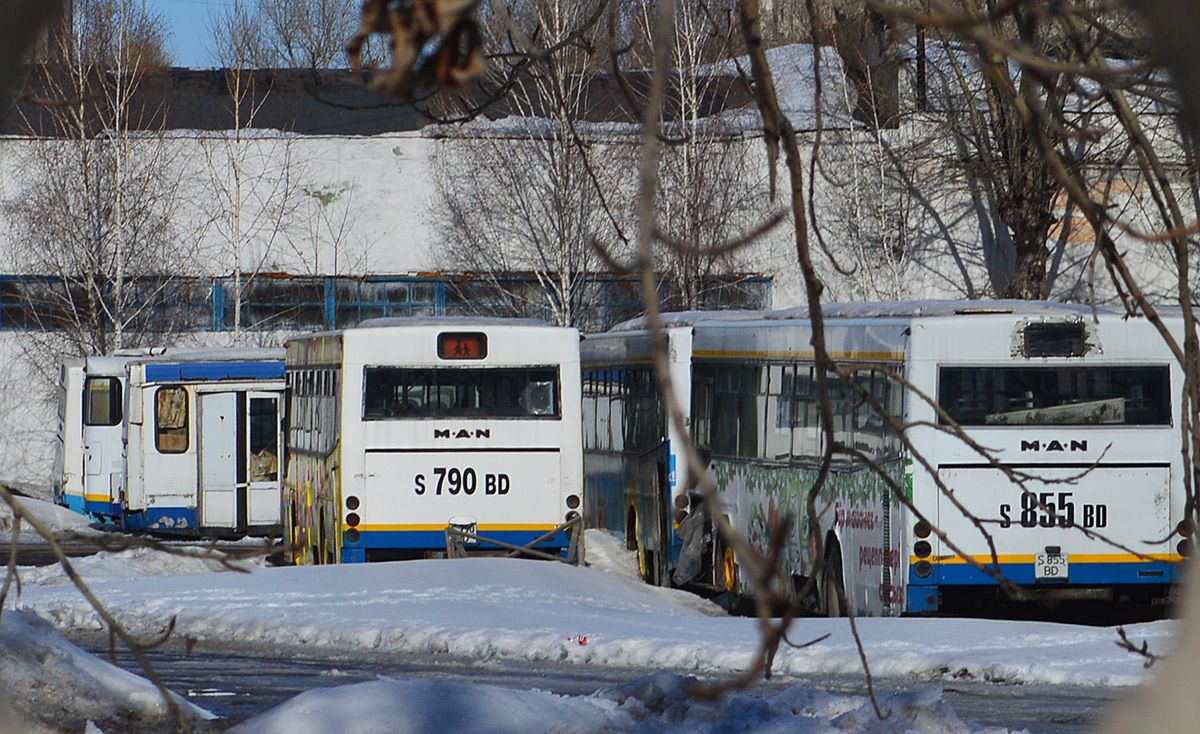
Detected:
[
  {"left": 284, "top": 318, "right": 584, "bottom": 564},
  {"left": 55, "top": 348, "right": 286, "bottom": 538},
  {"left": 582, "top": 301, "right": 1188, "bottom": 616}
]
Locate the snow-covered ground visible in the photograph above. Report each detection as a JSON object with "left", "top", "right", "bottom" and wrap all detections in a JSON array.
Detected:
[{"left": 0, "top": 498, "right": 1181, "bottom": 733}]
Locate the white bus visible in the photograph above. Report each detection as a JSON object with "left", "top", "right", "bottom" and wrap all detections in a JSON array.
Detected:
[
  {"left": 121, "top": 349, "right": 286, "bottom": 537},
  {"left": 581, "top": 301, "right": 1187, "bottom": 616},
  {"left": 55, "top": 355, "right": 139, "bottom": 522},
  {"left": 55, "top": 348, "right": 286, "bottom": 538},
  {"left": 284, "top": 318, "right": 584, "bottom": 564}
]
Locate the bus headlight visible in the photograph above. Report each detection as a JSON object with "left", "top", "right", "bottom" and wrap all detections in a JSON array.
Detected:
[
  {"left": 913, "top": 540, "right": 932, "bottom": 559},
  {"left": 565, "top": 510, "right": 580, "bottom": 522},
  {"left": 566, "top": 494, "right": 580, "bottom": 510},
  {"left": 914, "top": 520, "right": 932, "bottom": 539},
  {"left": 346, "top": 513, "right": 360, "bottom": 528},
  {"left": 346, "top": 495, "right": 360, "bottom": 511},
  {"left": 1179, "top": 538, "right": 1193, "bottom": 558},
  {"left": 914, "top": 560, "right": 933, "bottom": 578},
  {"left": 345, "top": 528, "right": 360, "bottom": 543}
]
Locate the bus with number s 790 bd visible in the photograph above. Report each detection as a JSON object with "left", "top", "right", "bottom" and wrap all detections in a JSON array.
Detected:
[{"left": 284, "top": 318, "right": 584, "bottom": 564}]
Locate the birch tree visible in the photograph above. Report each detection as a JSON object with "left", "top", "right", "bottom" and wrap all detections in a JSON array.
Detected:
[
  {"left": 3, "top": 0, "right": 194, "bottom": 357},
  {"left": 203, "top": 1, "right": 305, "bottom": 340},
  {"left": 429, "top": 0, "right": 620, "bottom": 329},
  {"left": 625, "top": 0, "right": 776, "bottom": 310}
]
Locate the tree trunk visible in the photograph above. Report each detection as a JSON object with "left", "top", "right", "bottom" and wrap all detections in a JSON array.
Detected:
[{"left": 1002, "top": 214, "right": 1052, "bottom": 300}]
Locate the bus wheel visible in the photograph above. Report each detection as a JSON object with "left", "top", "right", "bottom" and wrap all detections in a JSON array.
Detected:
[
  {"left": 639, "top": 546, "right": 658, "bottom": 585},
  {"left": 317, "top": 512, "right": 327, "bottom": 566},
  {"left": 823, "top": 545, "right": 846, "bottom": 618}
]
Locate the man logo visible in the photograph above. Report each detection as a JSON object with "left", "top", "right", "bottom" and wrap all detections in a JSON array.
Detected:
[
  {"left": 1020, "top": 439, "right": 1088, "bottom": 452},
  {"left": 435, "top": 429, "right": 491, "bottom": 439}
]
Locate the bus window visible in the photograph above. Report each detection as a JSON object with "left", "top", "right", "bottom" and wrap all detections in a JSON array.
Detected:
[
  {"left": 249, "top": 397, "right": 279, "bottom": 481},
  {"left": 84, "top": 377, "right": 122, "bottom": 426},
  {"left": 938, "top": 365, "right": 1170, "bottom": 426},
  {"left": 363, "top": 367, "right": 561, "bottom": 419},
  {"left": 155, "top": 387, "right": 189, "bottom": 453}
]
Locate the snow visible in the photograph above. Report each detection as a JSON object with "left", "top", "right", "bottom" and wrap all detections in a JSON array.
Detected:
[
  {"left": 0, "top": 611, "right": 213, "bottom": 734},
  {"left": 227, "top": 673, "right": 989, "bottom": 734},
  {"left": 0, "top": 499, "right": 1182, "bottom": 733},
  {"left": 0, "top": 496, "right": 98, "bottom": 535}
]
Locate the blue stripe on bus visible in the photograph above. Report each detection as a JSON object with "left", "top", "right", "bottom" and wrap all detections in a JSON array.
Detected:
[
  {"left": 144, "top": 361, "right": 285, "bottom": 382},
  {"left": 910, "top": 560, "right": 1180, "bottom": 587},
  {"left": 342, "top": 529, "right": 573, "bottom": 556},
  {"left": 82, "top": 498, "right": 121, "bottom": 519}
]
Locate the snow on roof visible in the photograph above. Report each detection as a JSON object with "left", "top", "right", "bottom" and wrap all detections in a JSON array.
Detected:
[
  {"left": 767, "top": 299, "right": 1127, "bottom": 320},
  {"left": 608, "top": 300, "right": 1133, "bottom": 332},
  {"left": 357, "top": 316, "right": 552, "bottom": 328},
  {"left": 425, "top": 43, "right": 856, "bottom": 140},
  {"left": 131, "top": 346, "right": 285, "bottom": 363}
]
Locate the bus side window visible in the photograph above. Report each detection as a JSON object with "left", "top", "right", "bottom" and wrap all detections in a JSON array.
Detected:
[
  {"left": 155, "top": 386, "right": 189, "bottom": 453},
  {"left": 691, "top": 368, "right": 714, "bottom": 452}
]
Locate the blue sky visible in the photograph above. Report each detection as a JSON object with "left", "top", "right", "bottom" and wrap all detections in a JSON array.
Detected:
[{"left": 150, "top": 0, "right": 234, "bottom": 68}]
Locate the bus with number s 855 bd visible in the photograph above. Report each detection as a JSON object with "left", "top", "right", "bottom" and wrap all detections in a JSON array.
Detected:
[{"left": 581, "top": 301, "right": 1189, "bottom": 617}]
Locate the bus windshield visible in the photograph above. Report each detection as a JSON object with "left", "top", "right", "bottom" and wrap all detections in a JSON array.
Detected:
[
  {"left": 363, "top": 366, "right": 560, "bottom": 419},
  {"left": 938, "top": 365, "right": 1170, "bottom": 426}
]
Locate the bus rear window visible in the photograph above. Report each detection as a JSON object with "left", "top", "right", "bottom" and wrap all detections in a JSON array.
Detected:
[
  {"left": 938, "top": 366, "right": 1170, "bottom": 426},
  {"left": 363, "top": 367, "right": 561, "bottom": 419},
  {"left": 84, "top": 377, "right": 122, "bottom": 426}
]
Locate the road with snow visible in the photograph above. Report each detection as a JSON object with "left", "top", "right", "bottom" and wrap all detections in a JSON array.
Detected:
[
  {"left": 0, "top": 499, "right": 1179, "bottom": 733},
  {"left": 78, "top": 641, "right": 1118, "bottom": 733}
]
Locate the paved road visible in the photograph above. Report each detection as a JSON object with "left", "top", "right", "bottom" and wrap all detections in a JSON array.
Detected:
[{"left": 75, "top": 639, "right": 1120, "bottom": 733}]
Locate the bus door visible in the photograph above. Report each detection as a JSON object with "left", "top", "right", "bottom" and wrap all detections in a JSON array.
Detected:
[
  {"left": 246, "top": 393, "right": 282, "bottom": 528},
  {"left": 82, "top": 375, "right": 124, "bottom": 516},
  {"left": 199, "top": 392, "right": 239, "bottom": 531}
]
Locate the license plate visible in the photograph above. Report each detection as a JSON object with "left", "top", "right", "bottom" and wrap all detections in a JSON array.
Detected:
[{"left": 1035, "top": 552, "right": 1068, "bottom": 581}]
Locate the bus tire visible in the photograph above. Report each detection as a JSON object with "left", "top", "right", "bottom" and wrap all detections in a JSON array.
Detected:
[
  {"left": 639, "top": 545, "right": 658, "bottom": 585},
  {"left": 317, "top": 511, "right": 327, "bottom": 566},
  {"left": 823, "top": 545, "right": 846, "bottom": 618}
]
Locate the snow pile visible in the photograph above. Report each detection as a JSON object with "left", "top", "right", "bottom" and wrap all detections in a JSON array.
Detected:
[
  {"left": 229, "top": 672, "right": 992, "bottom": 734},
  {"left": 0, "top": 495, "right": 97, "bottom": 536},
  {"left": 0, "top": 610, "right": 213, "bottom": 734},
  {"left": 583, "top": 529, "right": 727, "bottom": 617},
  {"left": 12, "top": 547, "right": 1170, "bottom": 688},
  {"left": 582, "top": 527, "right": 643, "bottom": 582},
  {"left": 0, "top": 528, "right": 1177, "bottom": 732},
  {"left": 16, "top": 545, "right": 266, "bottom": 587}
]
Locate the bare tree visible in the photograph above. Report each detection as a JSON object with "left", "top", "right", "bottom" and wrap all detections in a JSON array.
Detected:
[
  {"left": 259, "top": 0, "right": 359, "bottom": 68},
  {"left": 292, "top": 181, "right": 377, "bottom": 276},
  {"left": 201, "top": 8, "right": 307, "bottom": 341},
  {"left": 4, "top": 0, "right": 195, "bottom": 357},
  {"left": 429, "top": 0, "right": 622, "bottom": 329},
  {"left": 209, "top": 0, "right": 364, "bottom": 69},
  {"left": 625, "top": 0, "right": 777, "bottom": 310}
]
